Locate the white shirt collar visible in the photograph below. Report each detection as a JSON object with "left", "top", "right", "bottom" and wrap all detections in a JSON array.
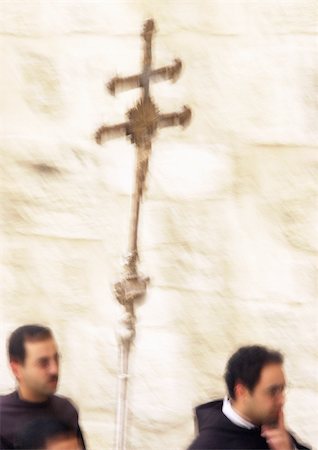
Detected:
[{"left": 222, "top": 397, "right": 255, "bottom": 430}]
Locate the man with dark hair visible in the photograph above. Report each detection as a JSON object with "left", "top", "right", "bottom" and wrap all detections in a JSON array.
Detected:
[
  {"left": 16, "top": 418, "right": 82, "bottom": 450},
  {"left": 0, "top": 325, "right": 86, "bottom": 450},
  {"left": 187, "top": 345, "right": 311, "bottom": 450}
]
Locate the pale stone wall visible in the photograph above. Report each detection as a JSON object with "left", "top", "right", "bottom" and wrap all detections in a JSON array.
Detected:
[{"left": 0, "top": 1, "right": 317, "bottom": 449}]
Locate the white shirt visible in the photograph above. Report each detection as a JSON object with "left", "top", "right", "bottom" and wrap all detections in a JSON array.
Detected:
[{"left": 222, "top": 396, "right": 255, "bottom": 429}]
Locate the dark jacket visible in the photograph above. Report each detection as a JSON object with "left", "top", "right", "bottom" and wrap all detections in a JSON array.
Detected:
[
  {"left": 187, "top": 399, "right": 311, "bottom": 450},
  {"left": 0, "top": 391, "right": 85, "bottom": 450}
]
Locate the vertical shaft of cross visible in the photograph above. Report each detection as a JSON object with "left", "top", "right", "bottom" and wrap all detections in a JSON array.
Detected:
[
  {"left": 116, "top": 343, "right": 129, "bottom": 450},
  {"left": 115, "top": 303, "right": 134, "bottom": 450},
  {"left": 95, "top": 18, "right": 191, "bottom": 450},
  {"left": 128, "top": 142, "right": 151, "bottom": 258},
  {"left": 128, "top": 162, "right": 141, "bottom": 259},
  {"left": 115, "top": 140, "right": 151, "bottom": 450},
  {"left": 141, "top": 19, "right": 154, "bottom": 99}
]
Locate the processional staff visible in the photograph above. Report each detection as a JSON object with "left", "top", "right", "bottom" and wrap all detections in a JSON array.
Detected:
[{"left": 95, "top": 19, "right": 191, "bottom": 450}]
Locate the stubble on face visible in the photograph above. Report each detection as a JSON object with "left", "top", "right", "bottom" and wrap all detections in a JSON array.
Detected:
[
  {"left": 19, "top": 338, "right": 60, "bottom": 401},
  {"left": 246, "top": 364, "right": 286, "bottom": 426}
]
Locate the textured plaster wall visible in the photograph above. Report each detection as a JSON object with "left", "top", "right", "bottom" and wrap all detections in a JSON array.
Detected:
[{"left": 0, "top": 1, "right": 317, "bottom": 449}]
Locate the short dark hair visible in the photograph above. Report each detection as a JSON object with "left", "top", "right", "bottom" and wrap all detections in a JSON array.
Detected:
[
  {"left": 16, "top": 418, "right": 78, "bottom": 449},
  {"left": 8, "top": 324, "right": 53, "bottom": 363},
  {"left": 224, "top": 345, "right": 284, "bottom": 399}
]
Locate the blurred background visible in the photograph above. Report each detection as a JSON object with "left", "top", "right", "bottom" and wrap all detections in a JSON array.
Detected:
[{"left": 0, "top": 1, "right": 317, "bottom": 448}]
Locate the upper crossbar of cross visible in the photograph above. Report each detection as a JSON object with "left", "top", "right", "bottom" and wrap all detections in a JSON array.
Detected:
[{"left": 95, "top": 19, "right": 191, "bottom": 147}]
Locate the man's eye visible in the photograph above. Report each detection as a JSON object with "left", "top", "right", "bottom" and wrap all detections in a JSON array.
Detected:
[
  {"left": 268, "top": 386, "right": 284, "bottom": 396},
  {"left": 38, "top": 359, "right": 49, "bottom": 368}
]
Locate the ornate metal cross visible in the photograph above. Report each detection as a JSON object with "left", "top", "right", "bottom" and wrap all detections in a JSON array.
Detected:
[{"left": 95, "top": 19, "right": 191, "bottom": 450}]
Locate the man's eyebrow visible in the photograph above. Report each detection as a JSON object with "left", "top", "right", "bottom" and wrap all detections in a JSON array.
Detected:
[
  {"left": 36, "top": 353, "right": 60, "bottom": 363},
  {"left": 266, "top": 383, "right": 286, "bottom": 394},
  {"left": 37, "top": 356, "right": 50, "bottom": 364}
]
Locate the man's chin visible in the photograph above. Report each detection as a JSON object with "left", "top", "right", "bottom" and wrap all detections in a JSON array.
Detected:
[
  {"left": 263, "top": 414, "right": 279, "bottom": 427},
  {"left": 45, "top": 381, "right": 58, "bottom": 394}
]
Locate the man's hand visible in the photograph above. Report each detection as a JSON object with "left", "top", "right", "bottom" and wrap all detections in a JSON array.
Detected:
[{"left": 262, "top": 409, "right": 293, "bottom": 450}]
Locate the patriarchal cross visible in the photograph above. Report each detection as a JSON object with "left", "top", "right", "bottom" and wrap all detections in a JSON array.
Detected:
[{"left": 95, "top": 19, "right": 191, "bottom": 450}]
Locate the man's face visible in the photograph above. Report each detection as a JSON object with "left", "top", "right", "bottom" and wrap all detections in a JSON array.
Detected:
[
  {"left": 46, "top": 436, "right": 82, "bottom": 450},
  {"left": 13, "top": 338, "right": 59, "bottom": 401},
  {"left": 243, "top": 363, "right": 286, "bottom": 425}
]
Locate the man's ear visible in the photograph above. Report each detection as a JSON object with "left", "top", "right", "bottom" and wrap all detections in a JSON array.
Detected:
[
  {"left": 10, "top": 359, "right": 22, "bottom": 380},
  {"left": 235, "top": 382, "right": 249, "bottom": 400}
]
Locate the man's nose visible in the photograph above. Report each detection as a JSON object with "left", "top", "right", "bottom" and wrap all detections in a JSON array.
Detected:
[
  {"left": 48, "top": 359, "right": 59, "bottom": 374},
  {"left": 277, "top": 391, "right": 285, "bottom": 406}
]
